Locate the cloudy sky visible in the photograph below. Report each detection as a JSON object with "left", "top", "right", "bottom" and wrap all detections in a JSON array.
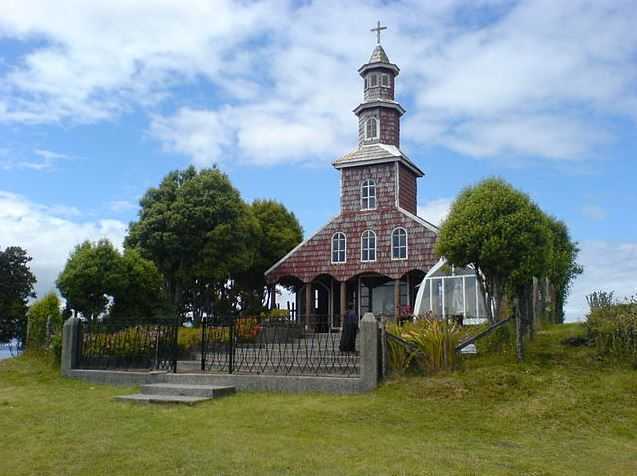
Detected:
[{"left": 1, "top": 0, "right": 636, "bottom": 320}]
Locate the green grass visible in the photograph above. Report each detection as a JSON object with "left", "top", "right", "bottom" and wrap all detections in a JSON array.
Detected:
[{"left": 1, "top": 324, "right": 636, "bottom": 475}]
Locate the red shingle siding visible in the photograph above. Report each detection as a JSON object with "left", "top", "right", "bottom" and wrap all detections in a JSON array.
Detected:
[
  {"left": 341, "top": 163, "right": 395, "bottom": 213},
  {"left": 357, "top": 108, "right": 400, "bottom": 147},
  {"left": 398, "top": 165, "right": 417, "bottom": 214},
  {"left": 266, "top": 209, "right": 437, "bottom": 283}
]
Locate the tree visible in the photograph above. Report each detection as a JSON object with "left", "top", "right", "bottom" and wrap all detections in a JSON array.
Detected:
[
  {"left": 0, "top": 246, "right": 36, "bottom": 342},
  {"left": 545, "top": 217, "right": 583, "bottom": 323},
  {"left": 109, "top": 248, "right": 168, "bottom": 320},
  {"left": 235, "top": 200, "right": 303, "bottom": 313},
  {"left": 126, "top": 166, "right": 259, "bottom": 323},
  {"left": 56, "top": 240, "right": 121, "bottom": 320},
  {"left": 26, "top": 292, "right": 62, "bottom": 349},
  {"left": 435, "top": 178, "right": 552, "bottom": 361}
]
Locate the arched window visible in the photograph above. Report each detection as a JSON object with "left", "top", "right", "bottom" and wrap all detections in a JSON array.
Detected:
[
  {"left": 391, "top": 227, "right": 408, "bottom": 260},
  {"left": 331, "top": 232, "right": 346, "bottom": 263},
  {"left": 360, "top": 179, "right": 376, "bottom": 210},
  {"left": 361, "top": 230, "right": 376, "bottom": 262},
  {"left": 365, "top": 117, "right": 378, "bottom": 140}
]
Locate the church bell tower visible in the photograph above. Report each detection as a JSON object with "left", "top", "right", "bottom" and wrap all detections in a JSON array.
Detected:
[{"left": 354, "top": 22, "right": 405, "bottom": 148}]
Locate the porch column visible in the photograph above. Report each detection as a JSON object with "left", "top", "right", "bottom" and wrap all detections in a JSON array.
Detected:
[
  {"left": 394, "top": 279, "right": 401, "bottom": 320},
  {"left": 305, "top": 283, "right": 312, "bottom": 330},
  {"left": 340, "top": 281, "right": 346, "bottom": 321}
]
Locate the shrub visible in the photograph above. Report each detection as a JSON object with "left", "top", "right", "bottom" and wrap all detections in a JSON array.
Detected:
[
  {"left": 386, "top": 317, "right": 463, "bottom": 374},
  {"left": 476, "top": 320, "right": 515, "bottom": 354},
  {"left": 585, "top": 296, "right": 637, "bottom": 363},
  {"left": 385, "top": 322, "right": 417, "bottom": 374},
  {"left": 26, "top": 293, "right": 63, "bottom": 350}
]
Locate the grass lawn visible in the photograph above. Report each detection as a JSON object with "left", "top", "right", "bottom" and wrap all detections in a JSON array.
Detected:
[{"left": 1, "top": 324, "right": 636, "bottom": 475}]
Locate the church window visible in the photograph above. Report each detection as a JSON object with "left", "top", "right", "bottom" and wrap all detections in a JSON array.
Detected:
[
  {"left": 381, "top": 74, "right": 390, "bottom": 87},
  {"left": 370, "top": 73, "right": 378, "bottom": 87},
  {"left": 331, "top": 232, "right": 346, "bottom": 263},
  {"left": 360, "top": 179, "right": 376, "bottom": 210},
  {"left": 364, "top": 76, "right": 368, "bottom": 89},
  {"left": 391, "top": 228, "right": 408, "bottom": 260},
  {"left": 365, "top": 117, "right": 378, "bottom": 140},
  {"left": 361, "top": 230, "right": 376, "bottom": 262}
]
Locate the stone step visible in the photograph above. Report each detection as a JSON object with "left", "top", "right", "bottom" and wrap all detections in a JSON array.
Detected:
[
  {"left": 140, "top": 383, "right": 235, "bottom": 398},
  {"left": 114, "top": 394, "right": 212, "bottom": 405}
]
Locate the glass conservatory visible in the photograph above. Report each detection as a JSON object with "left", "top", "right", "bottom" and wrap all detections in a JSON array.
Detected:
[{"left": 414, "top": 259, "right": 489, "bottom": 324}]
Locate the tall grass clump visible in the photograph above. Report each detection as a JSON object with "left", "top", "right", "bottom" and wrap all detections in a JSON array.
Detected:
[
  {"left": 585, "top": 291, "right": 637, "bottom": 365},
  {"left": 386, "top": 317, "right": 463, "bottom": 374}
]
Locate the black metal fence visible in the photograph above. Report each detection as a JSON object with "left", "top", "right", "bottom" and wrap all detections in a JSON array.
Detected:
[
  {"left": 78, "top": 319, "right": 178, "bottom": 372},
  {"left": 202, "top": 314, "right": 359, "bottom": 377}
]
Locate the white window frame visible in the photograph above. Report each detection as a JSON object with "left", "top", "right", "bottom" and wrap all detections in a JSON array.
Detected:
[
  {"left": 361, "top": 230, "right": 377, "bottom": 262},
  {"left": 331, "top": 232, "right": 347, "bottom": 264},
  {"left": 381, "top": 73, "right": 390, "bottom": 88},
  {"left": 360, "top": 179, "right": 377, "bottom": 210},
  {"left": 391, "top": 227, "right": 408, "bottom": 260},
  {"left": 365, "top": 117, "right": 379, "bottom": 140}
]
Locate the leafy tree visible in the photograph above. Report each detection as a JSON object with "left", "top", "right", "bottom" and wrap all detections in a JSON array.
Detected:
[
  {"left": 109, "top": 248, "right": 169, "bottom": 320},
  {"left": 57, "top": 240, "right": 168, "bottom": 321},
  {"left": 436, "top": 178, "right": 551, "bottom": 323},
  {"left": 56, "top": 239, "right": 121, "bottom": 321},
  {"left": 26, "top": 292, "right": 62, "bottom": 349},
  {"left": 545, "top": 217, "right": 583, "bottom": 323},
  {"left": 0, "top": 246, "right": 36, "bottom": 342},
  {"left": 126, "top": 166, "right": 259, "bottom": 323},
  {"left": 236, "top": 199, "right": 303, "bottom": 313}
]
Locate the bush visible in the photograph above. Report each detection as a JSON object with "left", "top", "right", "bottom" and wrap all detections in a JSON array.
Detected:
[
  {"left": 386, "top": 317, "right": 463, "bottom": 374},
  {"left": 26, "top": 293, "right": 63, "bottom": 350},
  {"left": 585, "top": 295, "right": 637, "bottom": 363}
]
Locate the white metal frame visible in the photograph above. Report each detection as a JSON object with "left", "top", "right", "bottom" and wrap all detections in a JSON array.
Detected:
[
  {"left": 330, "top": 232, "right": 347, "bottom": 264},
  {"left": 360, "top": 230, "right": 377, "bottom": 262}
]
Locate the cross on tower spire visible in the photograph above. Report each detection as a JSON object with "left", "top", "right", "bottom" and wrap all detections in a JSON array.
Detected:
[{"left": 370, "top": 20, "right": 387, "bottom": 44}]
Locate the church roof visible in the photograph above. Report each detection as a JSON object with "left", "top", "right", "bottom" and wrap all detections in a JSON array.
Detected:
[
  {"left": 369, "top": 44, "right": 390, "bottom": 64},
  {"left": 333, "top": 144, "right": 424, "bottom": 177}
]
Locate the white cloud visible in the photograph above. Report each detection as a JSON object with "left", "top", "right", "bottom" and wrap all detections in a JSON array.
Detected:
[
  {"left": 581, "top": 205, "right": 607, "bottom": 221},
  {"left": 565, "top": 241, "right": 637, "bottom": 322},
  {"left": 418, "top": 198, "right": 453, "bottom": 227},
  {"left": 0, "top": 191, "right": 127, "bottom": 299},
  {"left": 0, "top": 1, "right": 636, "bottom": 165}
]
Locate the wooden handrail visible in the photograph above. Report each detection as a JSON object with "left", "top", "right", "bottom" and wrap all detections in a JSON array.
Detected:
[{"left": 455, "top": 317, "right": 512, "bottom": 352}]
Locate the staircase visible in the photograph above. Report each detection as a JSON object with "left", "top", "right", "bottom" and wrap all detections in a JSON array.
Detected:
[{"left": 114, "top": 383, "right": 236, "bottom": 405}]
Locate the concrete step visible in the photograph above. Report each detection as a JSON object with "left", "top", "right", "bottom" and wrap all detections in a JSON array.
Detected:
[
  {"left": 140, "top": 383, "right": 235, "bottom": 398},
  {"left": 114, "top": 394, "right": 211, "bottom": 405}
]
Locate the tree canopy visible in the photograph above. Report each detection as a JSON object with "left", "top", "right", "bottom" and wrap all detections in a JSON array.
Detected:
[
  {"left": 125, "top": 166, "right": 262, "bottom": 322},
  {"left": 235, "top": 199, "right": 303, "bottom": 313},
  {"left": 0, "top": 246, "right": 36, "bottom": 342},
  {"left": 56, "top": 239, "right": 166, "bottom": 320},
  {"left": 435, "top": 177, "right": 582, "bottom": 360},
  {"left": 436, "top": 178, "right": 552, "bottom": 321}
]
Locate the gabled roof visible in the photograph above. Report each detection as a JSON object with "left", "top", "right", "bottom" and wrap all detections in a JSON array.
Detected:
[{"left": 332, "top": 144, "right": 425, "bottom": 177}]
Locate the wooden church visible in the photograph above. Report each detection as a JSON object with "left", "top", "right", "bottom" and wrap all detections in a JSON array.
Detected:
[{"left": 265, "top": 26, "right": 439, "bottom": 329}]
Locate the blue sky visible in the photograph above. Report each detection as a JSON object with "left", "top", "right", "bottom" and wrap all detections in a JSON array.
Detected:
[{"left": 1, "top": 0, "right": 636, "bottom": 320}]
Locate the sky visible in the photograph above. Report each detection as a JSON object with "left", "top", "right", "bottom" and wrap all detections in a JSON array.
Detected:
[{"left": 0, "top": 0, "right": 636, "bottom": 321}]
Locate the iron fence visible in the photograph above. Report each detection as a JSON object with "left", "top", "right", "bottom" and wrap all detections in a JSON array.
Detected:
[
  {"left": 202, "top": 314, "right": 359, "bottom": 377},
  {"left": 78, "top": 318, "right": 178, "bottom": 372}
]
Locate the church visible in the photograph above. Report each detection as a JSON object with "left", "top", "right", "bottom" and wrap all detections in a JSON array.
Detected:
[{"left": 265, "top": 25, "right": 441, "bottom": 329}]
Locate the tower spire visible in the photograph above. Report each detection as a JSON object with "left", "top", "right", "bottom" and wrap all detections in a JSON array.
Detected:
[{"left": 370, "top": 20, "right": 387, "bottom": 45}]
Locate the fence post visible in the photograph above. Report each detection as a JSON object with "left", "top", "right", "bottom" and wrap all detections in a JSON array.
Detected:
[
  {"left": 359, "top": 312, "right": 380, "bottom": 392},
  {"left": 61, "top": 317, "right": 81, "bottom": 377}
]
